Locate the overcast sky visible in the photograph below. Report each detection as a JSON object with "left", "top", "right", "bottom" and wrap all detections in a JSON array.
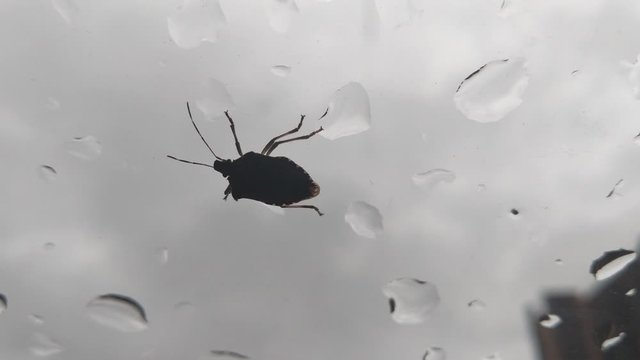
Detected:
[{"left": 2, "top": 0, "right": 640, "bottom": 359}]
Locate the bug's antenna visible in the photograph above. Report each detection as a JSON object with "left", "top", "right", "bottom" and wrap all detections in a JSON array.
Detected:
[
  {"left": 185, "top": 102, "right": 225, "bottom": 161},
  {"left": 167, "top": 155, "right": 216, "bottom": 169}
]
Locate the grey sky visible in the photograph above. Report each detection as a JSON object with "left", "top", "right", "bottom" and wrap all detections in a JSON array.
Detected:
[{"left": 2, "top": 0, "right": 640, "bottom": 359}]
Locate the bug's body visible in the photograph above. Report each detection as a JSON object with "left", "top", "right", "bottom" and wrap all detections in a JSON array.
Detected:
[
  {"left": 217, "top": 152, "right": 319, "bottom": 205},
  {"left": 168, "top": 103, "right": 325, "bottom": 216}
]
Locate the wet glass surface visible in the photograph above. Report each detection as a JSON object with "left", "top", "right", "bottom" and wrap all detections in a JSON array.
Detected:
[{"left": 3, "top": 0, "right": 640, "bottom": 359}]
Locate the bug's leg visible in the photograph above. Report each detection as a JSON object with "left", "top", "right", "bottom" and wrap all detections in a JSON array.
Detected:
[
  {"left": 166, "top": 155, "right": 215, "bottom": 169},
  {"left": 265, "top": 127, "right": 323, "bottom": 156},
  {"left": 280, "top": 204, "right": 324, "bottom": 216},
  {"left": 223, "top": 184, "right": 232, "bottom": 200},
  {"left": 223, "top": 111, "right": 243, "bottom": 156},
  {"left": 260, "top": 115, "right": 305, "bottom": 155}
]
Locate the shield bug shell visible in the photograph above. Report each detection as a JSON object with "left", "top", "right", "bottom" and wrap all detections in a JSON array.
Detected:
[{"left": 168, "top": 103, "right": 325, "bottom": 216}]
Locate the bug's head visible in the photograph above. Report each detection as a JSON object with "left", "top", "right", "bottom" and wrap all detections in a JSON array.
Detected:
[{"left": 213, "top": 159, "right": 232, "bottom": 177}]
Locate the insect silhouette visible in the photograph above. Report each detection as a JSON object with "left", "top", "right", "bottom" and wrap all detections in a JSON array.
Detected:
[{"left": 168, "top": 103, "right": 326, "bottom": 216}]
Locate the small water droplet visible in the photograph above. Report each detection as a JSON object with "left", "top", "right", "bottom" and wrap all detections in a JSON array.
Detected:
[
  {"left": 482, "top": 353, "right": 502, "bottom": 360},
  {"left": 345, "top": 201, "right": 383, "bottom": 238},
  {"left": 270, "top": 65, "right": 292, "bottom": 77},
  {"left": 45, "top": 97, "right": 61, "bottom": 110},
  {"left": 606, "top": 179, "right": 624, "bottom": 198},
  {"left": 51, "top": 0, "right": 78, "bottom": 25},
  {"left": 422, "top": 347, "right": 446, "bottom": 360},
  {"left": 510, "top": 208, "right": 519, "bottom": 216},
  {"left": 30, "top": 333, "right": 64, "bottom": 357},
  {"left": 554, "top": 258, "right": 564, "bottom": 265},
  {"left": 38, "top": 165, "right": 57, "bottom": 182},
  {"left": 467, "top": 299, "right": 486, "bottom": 310},
  {"left": 265, "top": 0, "right": 299, "bottom": 33},
  {"left": 454, "top": 58, "right": 529, "bottom": 123},
  {"left": 539, "top": 314, "right": 562, "bottom": 328},
  {"left": 623, "top": 54, "right": 640, "bottom": 99},
  {"left": 626, "top": 288, "right": 637, "bottom": 296},
  {"left": 590, "top": 249, "right": 636, "bottom": 280},
  {"left": 477, "top": 184, "right": 487, "bottom": 192},
  {"left": 320, "top": 82, "right": 371, "bottom": 140},
  {"left": 29, "top": 314, "right": 45, "bottom": 325},
  {"left": 155, "top": 247, "right": 169, "bottom": 264},
  {"left": 412, "top": 169, "right": 455, "bottom": 187},
  {"left": 168, "top": 0, "right": 226, "bottom": 49},
  {"left": 86, "top": 294, "right": 148, "bottom": 332},
  {"left": 200, "top": 350, "right": 250, "bottom": 359},
  {"left": 174, "top": 301, "right": 196, "bottom": 312},
  {"left": 382, "top": 278, "right": 439, "bottom": 324},
  {"left": 0, "top": 294, "right": 6, "bottom": 315},
  {"left": 65, "top": 136, "right": 102, "bottom": 160},
  {"left": 602, "top": 332, "right": 625, "bottom": 351},
  {"left": 195, "top": 78, "right": 234, "bottom": 121}
]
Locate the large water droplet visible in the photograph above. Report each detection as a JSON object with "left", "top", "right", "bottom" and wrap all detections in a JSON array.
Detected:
[
  {"left": 30, "top": 333, "right": 64, "bottom": 357},
  {"left": 51, "top": 0, "right": 78, "bottom": 25},
  {"left": 196, "top": 78, "right": 234, "bottom": 121},
  {"left": 320, "top": 82, "right": 371, "bottom": 140},
  {"left": 199, "top": 350, "right": 250, "bottom": 359},
  {"left": 454, "top": 58, "right": 529, "bottom": 123},
  {"left": 38, "top": 165, "right": 57, "bottom": 182},
  {"left": 590, "top": 249, "right": 636, "bottom": 281},
  {"left": 265, "top": 0, "right": 299, "bottom": 33},
  {"left": 423, "top": 346, "right": 446, "bottom": 360},
  {"left": 0, "top": 294, "right": 6, "bottom": 315},
  {"left": 168, "top": 0, "right": 226, "bottom": 49},
  {"left": 65, "top": 136, "right": 102, "bottom": 160},
  {"left": 606, "top": 179, "right": 624, "bottom": 198},
  {"left": 412, "top": 169, "right": 455, "bottom": 187},
  {"left": 86, "top": 294, "right": 148, "bottom": 332},
  {"left": 382, "top": 278, "right": 440, "bottom": 324},
  {"left": 345, "top": 201, "right": 383, "bottom": 238},
  {"left": 602, "top": 332, "right": 625, "bottom": 351},
  {"left": 270, "top": 65, "right": 292, "bottom": 77},
  {"left": 539, "top": 314, "right": 562, "bottom": 329}
]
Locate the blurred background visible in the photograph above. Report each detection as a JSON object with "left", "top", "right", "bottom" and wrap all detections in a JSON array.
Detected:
[{"left": 2, "top": 0, "right": 640, "bottom": 359}]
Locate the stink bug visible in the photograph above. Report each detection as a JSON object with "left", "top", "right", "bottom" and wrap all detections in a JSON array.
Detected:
[{"left": 168, "top": 103, "right": 325, "bottom": 216}]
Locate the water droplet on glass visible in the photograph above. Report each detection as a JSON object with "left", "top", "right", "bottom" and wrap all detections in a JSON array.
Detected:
[
  {"left": 539, "top": 314, "right": 562, "bottom": 328},
  {"left": 45, "top": 97, "right": 61, "bottom": 110},
  {"left": 412, "top": 169, "right": 456, "bottom": 187},
  {"left": 86, "top": 294, "right": 148, "bottom": 332},
  {"left": 590, "top": 249, "right": 636, "bottom": 281},
  {"left": 602, "top": 332, "right": 625, "bottom": 351},
  {"left": 0, "top": 294, "right": 6, "bottom": 315},
  {"left": 155, "top": 247, "right": 169, "bottom": 264},
  {"left": 270, "top": 65, "right": 292, "bottom": 77},
  {"left": 454, "top": 58, "right": 529, "bottom": 123},
  {"left": 29, "top": 314, "right": 45, "bottom": 325},
  {"left": 345, "top": 201, "right": 383, "bottom": 238},
  {"left": 554, "top": 258, "right": 563, "bottom": 265},
  {"left": 510, "top": 208, "right": 520, "bottom": 216},
  {"left": 199, "top": 350, "right": 250, "bottom": 359},
  {"left": 174, "top": 301, "right": 196, "bottom": 312},
  {"left": 30, "top": 333, "right": 64, "bottom": 357},
  {"left": 626, "top": 288, "right": 637, "bottom": 296},
  {"left": 477, "top": 184, "right": 487, "bottom": 192},
  {"left": 482, "top": 353, "right": 502, "bottom": 360},
  {"left": 320, "top": 82, "right": 371, "bottom": 140},
  {"left": 196, "top": 78, "right": 234, "bottom": 121},
  {"left": 38, "top": 165, "right": 57, "bottom": 182},
  {"left": 382, "top": 278, "right": 440, "bottom": 324},
  {"left": 51, "top": 0, "right": 78, "bottom": 25},
  {"left": 168, "top": 0, "right": 226, "bottom": 49},
  {"left": 43, "top": 242, "right": 56, "bottom": 251},
  {"left": 467, "top": 299, "right": 486, "bottom": 310},
  {"left": 422, "top": 346, "right": 446, "bottom": 360},
  {"left": 65, "top": 136, "right": 102, "bottom": 160},
  {"left": 265, "top": 0, "right": 299, "bottom": 33},
  {"left": 606, "top": 179, "right": 624, "bottom": 198}
]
